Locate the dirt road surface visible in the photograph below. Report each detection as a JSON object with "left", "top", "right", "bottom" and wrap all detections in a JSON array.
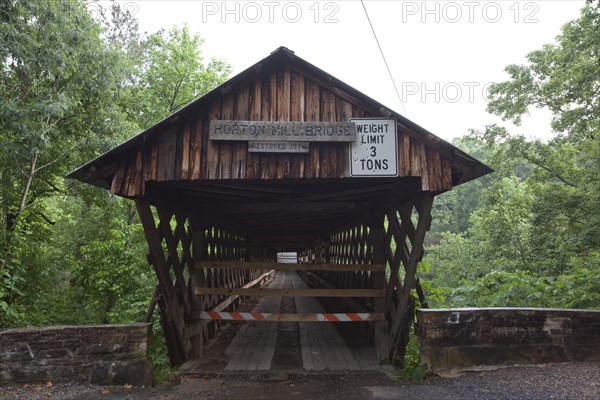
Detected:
[{"left": 1, "top": 361, "right": 598, "bottom": 400}]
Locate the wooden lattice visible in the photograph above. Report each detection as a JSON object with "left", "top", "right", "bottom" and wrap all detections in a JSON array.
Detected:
[
  {"left": 136, "top": 200, "right": 193, "bottom": 365},
  {"left": 300, "top": 193, "right": 434, "bottom": 366},
  {"left": 325, "top": 224, "right": 372, "bottom": 290},
  {"left": 136, "top": 199, "right": 276, "bottom": 365},
  {"left": 384, "top": 194, "right": 434, "bottom": 365}
]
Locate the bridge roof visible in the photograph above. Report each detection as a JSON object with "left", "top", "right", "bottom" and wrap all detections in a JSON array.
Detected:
[{"left": 69, "top": 47, "right": 492, "bottom": 247}]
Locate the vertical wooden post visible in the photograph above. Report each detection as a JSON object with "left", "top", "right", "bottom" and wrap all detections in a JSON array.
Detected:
[
  {"left": 189, "top": 227, "right": 207, "bottom": 358},
  {"left": 370, "top": 215, "right": 390, "bottom": 363}
]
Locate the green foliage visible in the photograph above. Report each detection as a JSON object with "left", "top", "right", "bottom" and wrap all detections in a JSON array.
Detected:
[
  {"left": 427, "top": 135, "right": 496, "bottom": 243},
  {"left": 423, "top": 5, "right": 599, "bottom": 311},
  {"left": 445, "top": 254, "right": 600, "bottom": 309},
  {"left": 0, "top": 0, "right": 130, "bottom": 322},
  {"left": 0, "top": 5, "right": 231, "bottom": 384},
  {"left": 148, "top": 318, "right": 177, "bottom": 382},
  {"left": 0, "top": 1, "right": 231, "bottom": 382},
  {"left": 392, "top": 333, "right": 428, "bottom": 381},
  {"left": 129, "top": 24, "right": 232, "bottom": 129},
  {"left": 487, "top": 4, "right": 599, "bottom": 140},
  {"left": 71, "top": 203, "right": 152, "bottom": 323}
]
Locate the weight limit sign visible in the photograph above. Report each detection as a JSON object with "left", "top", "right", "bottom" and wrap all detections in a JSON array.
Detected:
[{"left": 350, "top": 118, "right": 398, "bottom": 177}]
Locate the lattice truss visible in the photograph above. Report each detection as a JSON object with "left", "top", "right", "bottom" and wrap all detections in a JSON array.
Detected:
[
  {"left": 304, "top": 194, "right": 434, "bottom": 366},
  {"left": 383, "top": 195, "right": 433, "bottom": 365},
  {"left": 136, "top": 193, "right": 432, "bottom": 367},
  {"left": 323, "top": 224, "right": 373, "bottom": 289},
  {"left": 135, "top": 199, "right": 274, "bottom": 365}
]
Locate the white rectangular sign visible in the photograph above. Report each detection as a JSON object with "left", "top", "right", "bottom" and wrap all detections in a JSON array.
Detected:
[{"left": 350, "top": 118, "right": 398, "bottom": 177}]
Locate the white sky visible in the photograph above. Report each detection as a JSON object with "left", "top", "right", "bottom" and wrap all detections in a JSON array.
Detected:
[{"left": 99, "top": 0, "right": 585, "bottom": 142}]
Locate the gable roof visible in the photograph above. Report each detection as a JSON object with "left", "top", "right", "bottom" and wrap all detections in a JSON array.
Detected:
[{"left": 68, "top": 46, "right": 492, "bottom": 188}]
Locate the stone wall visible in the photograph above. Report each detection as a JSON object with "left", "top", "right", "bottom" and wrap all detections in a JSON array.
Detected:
[
  {"left": 0, "top": 324, "right": 152, "bottom": 386},
  {"left": 416, "top": 308, "right": 600, "bottom": 376}
]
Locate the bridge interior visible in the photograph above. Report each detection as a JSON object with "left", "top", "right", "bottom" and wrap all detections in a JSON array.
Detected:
[{"left": 130, "top": 186, "right": 433, "bottom": 369}]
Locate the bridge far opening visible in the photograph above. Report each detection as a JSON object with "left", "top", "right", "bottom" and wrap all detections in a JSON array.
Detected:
[{"left": 277, "top": 252, "right": 298, "bottom": 264}]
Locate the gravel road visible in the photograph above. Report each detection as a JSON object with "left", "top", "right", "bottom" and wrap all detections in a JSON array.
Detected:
[{"left": 1, "top": 361, "right": 598, "bottom": 400}]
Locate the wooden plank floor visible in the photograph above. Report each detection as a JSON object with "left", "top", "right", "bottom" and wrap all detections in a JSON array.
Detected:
[
  {"left": 222, "top": 270, "right": 378, "bottom": 371},
  {"left": 290, "top": 270, "right": 362, "bottom": 371},
  {"left": 223, "top": 272, "right": 284, "bottom": 371}
]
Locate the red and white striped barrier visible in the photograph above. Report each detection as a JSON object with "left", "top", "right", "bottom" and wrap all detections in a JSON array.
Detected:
[{"left": 200, "top": 311, "right": 382, "bottom": 322}]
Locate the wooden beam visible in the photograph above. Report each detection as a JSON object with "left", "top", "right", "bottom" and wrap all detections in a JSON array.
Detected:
[
  {"left": 188, "top": 227, "right": 207, "bottom": 358},
  {"left": 393, "top": 195, "right": 433, "bottom": 331},
  {"left": 183, "top": 321, "right": 203, "bottom": 342},
  {"left": 299, "top": 271, "right": 368, "bottom": 313},
  {"left": 197, "top": 261, "right": 385, "bottom": 272},
  {"left": 157, "top": 209, "right": 191, "bottom": 318},
  {"left": 198, "top": 201, "right": 365, "bottom": 214},
  {"left": 144, "top": 284, "right": 160, "bottom": 323},
  {"left": 136, "top": 201, "right": 174, "bottom": 301},
  {"left": 385, "top": 203, "right": 412, "bottom": 311},
  {"left": 194, "top": 287, "right": 385, "bottom": 298},
  {"left": 209, "top": 271, "right": 274, "bottom": 313},
  {"left": 135, "top": 199, "right": 187, "bottom": 357},
  {"left": 370, "top": 218, "right": 390, "bottom": 363},
  {"left": 190, "top": 270, "right": 275, "bottom": 322}
]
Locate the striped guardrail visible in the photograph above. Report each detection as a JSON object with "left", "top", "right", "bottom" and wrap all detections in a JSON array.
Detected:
[{"left": 200, "top": 311, "right": 384, "bottom": 322}]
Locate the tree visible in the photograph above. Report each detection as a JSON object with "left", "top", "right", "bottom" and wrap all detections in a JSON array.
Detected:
[
  {"left": 427, "top": 135, "right": 495, "bottom": 241},
  {"left": 0, "top": 1, "right": 233, "bottom": 327},
  {"left": 129, "top": 24, "right": 232, "bottom": 129},
  {"left": 423, "top": 4, "right": 600, "bottom": 309},
  {"left": 484, "top": 3, "right": 599, "bottom": 274},
  {"left": 487, "top": 4, "right": 599, "bottom": 140},
  {"left": 0, "top": 0, "right": 128, "bottom": 323}
]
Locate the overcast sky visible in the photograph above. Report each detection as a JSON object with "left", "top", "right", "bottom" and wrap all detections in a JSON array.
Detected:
[{"left": 99, "top": 0, "right": 585, "bottom": 142}]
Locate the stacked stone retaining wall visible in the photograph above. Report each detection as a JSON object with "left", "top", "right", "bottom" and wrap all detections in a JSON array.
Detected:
[
  {"left": 0, "top": 324, "right": 152, "bottom": 386},
  {"left": 416, "top": 308, "right": 600, "bottom": 375}
]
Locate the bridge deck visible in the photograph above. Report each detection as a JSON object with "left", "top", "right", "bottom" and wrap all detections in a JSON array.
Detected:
[{"left": 181, "top": 270, "right": 378, "bottom": 372}]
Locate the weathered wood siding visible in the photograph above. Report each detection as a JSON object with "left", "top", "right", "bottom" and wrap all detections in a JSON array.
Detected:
[{"left": 110, "top": 67, "right": 453, "bottom": 197}]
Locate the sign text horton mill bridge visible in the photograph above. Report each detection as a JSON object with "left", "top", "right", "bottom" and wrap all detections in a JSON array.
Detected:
[{"left": 69, "top": 47, "right": 491, "bottom": 369}]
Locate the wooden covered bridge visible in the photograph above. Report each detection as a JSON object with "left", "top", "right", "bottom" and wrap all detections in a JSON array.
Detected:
[{"left": 69, "top": 47, "right": 491, "bottom": 371}]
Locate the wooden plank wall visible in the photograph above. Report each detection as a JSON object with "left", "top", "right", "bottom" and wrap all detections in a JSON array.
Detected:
[{"left": 110, "top": 67, "right": 454, "bottom": 197}]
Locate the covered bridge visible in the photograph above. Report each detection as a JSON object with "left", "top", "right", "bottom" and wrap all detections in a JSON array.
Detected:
[{"left": 69, "top": 47, "right": 491, "bottom": 369}]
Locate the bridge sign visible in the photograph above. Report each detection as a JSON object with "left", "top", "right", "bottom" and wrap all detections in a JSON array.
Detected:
[{"left": 350, "top": 118, "right": 398, "bottom": 177}]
